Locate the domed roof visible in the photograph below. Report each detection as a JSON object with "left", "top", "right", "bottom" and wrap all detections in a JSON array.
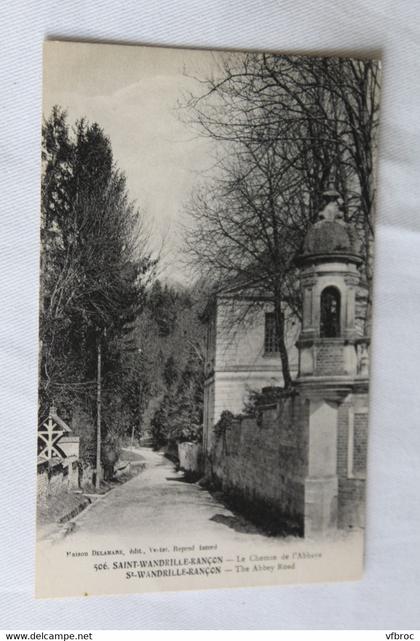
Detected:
[{"left": 299, "top": 193, "right": 361, "bottom": 263}]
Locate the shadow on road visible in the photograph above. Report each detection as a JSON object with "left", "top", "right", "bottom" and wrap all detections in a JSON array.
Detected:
[
  {"left": 210, "top": 513, "right": 261, "bottom": 535},
  {"left": 165, "top": 475, "right": 196, "bottom": 484},
  {"left": 165, "top": 471, "right": 205, "bottom": 484}
]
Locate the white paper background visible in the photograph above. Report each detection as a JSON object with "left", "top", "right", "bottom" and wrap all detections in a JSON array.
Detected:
[{"left": 1, "top": 0, "right": 420, "bottom": 629}]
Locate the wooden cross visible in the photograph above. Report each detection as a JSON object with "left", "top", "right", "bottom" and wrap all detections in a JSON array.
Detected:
[{"left": 38, "top": 407, "right": 70, "bottom": 460}]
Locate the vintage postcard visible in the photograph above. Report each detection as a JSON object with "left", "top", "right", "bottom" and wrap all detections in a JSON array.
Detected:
[{"left": 36, "top": 40, "right": 380, "bottom": 598}]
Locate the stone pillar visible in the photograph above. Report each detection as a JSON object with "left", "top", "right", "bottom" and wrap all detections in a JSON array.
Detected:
[
  {"left": 304, "top": 399, "right": 338, "bottom": 537},
  {"left": 295, "top": 190, "right": 367, "bottom": 537}
]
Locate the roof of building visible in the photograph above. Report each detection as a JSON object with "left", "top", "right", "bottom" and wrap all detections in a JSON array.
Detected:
[{"left": 199, "top": 274, "right": 273, "bottom": 321}]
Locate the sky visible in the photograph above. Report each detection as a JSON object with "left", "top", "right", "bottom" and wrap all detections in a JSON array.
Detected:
[{"left": 43, "top": 40, "right": 224, "bottom": 285}]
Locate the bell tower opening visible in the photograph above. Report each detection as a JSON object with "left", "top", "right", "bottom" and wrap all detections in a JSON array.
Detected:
[{"left": 320, "top": 286, "right": 341, "bottom": 338}]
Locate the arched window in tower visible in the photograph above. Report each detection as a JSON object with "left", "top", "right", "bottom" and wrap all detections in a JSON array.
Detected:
[{"left": 320, "top": 286, "right": 341, "bottom": 337}]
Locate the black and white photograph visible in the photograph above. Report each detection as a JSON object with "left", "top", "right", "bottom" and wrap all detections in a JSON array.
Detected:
[{"left": 36, "top": 40, "right": 380, "bottom": 598}]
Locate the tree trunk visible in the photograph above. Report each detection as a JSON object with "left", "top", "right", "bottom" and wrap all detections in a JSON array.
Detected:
[{"left": 273, "top": 291, "right": 292, "bottom": 389}]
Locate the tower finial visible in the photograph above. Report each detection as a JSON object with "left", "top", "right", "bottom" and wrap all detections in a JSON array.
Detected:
[{"left": 317, "top": 189, "right": 343, "bottom": 223}]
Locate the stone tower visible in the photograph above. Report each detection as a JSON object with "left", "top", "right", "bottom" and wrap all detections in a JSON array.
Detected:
[{"left": 296, "top": 191, "right": 369, "bottom": 536}]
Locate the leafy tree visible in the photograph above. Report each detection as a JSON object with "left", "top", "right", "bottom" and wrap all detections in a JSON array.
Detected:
[
  {"left": 163, "top": 355, "right": 178, "bottom": 388},
  {"left": 146, "top": 282, "right": 206, "bottom": 449},
  {"left": 148, "top": 281, "right": 178, "bottom": 337},
  {"left": 39, "top": 106, "right": 154, "bottom": 463},
  {"left": 150, "top": 390, "right": 175, "bottom": 450},
  {"left": 150, "top": 356, "right": 204, "bottom": 449},
  {"left": 168, "top": 355, "right": 204, "bottom": 444}
]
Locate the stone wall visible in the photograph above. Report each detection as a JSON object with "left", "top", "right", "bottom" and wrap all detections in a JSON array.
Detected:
[
  {"left": 336, "top": 392, "right": 368, "bottom": 529},
  {"left": 314, "top": 341, "right": 345, "bottom": 375},
  {"left": 208, "top": 388, "right": 368, "bottom": 536},
  {"left": 209, "top": 392, "right": 308, "bottom": 534},
  {"left": 203, "top": 297, "right": 299, "bottom": 456},
  {"left": 178, "top": 442, "right": 202, "bottom": 475},
  {"left": 37, "top": 456, "right": 80, "bottom": 507},
  {"left": 338, "top": 478, "right": 365, "bottom": 529}
]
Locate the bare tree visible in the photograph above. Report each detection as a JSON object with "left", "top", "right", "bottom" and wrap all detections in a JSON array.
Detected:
[
  {"left": 183, "top": 53, "right": 380, "bottom": 387},
  {"left": 185, "top": 144, "right": 304, "bottom": 388}
]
